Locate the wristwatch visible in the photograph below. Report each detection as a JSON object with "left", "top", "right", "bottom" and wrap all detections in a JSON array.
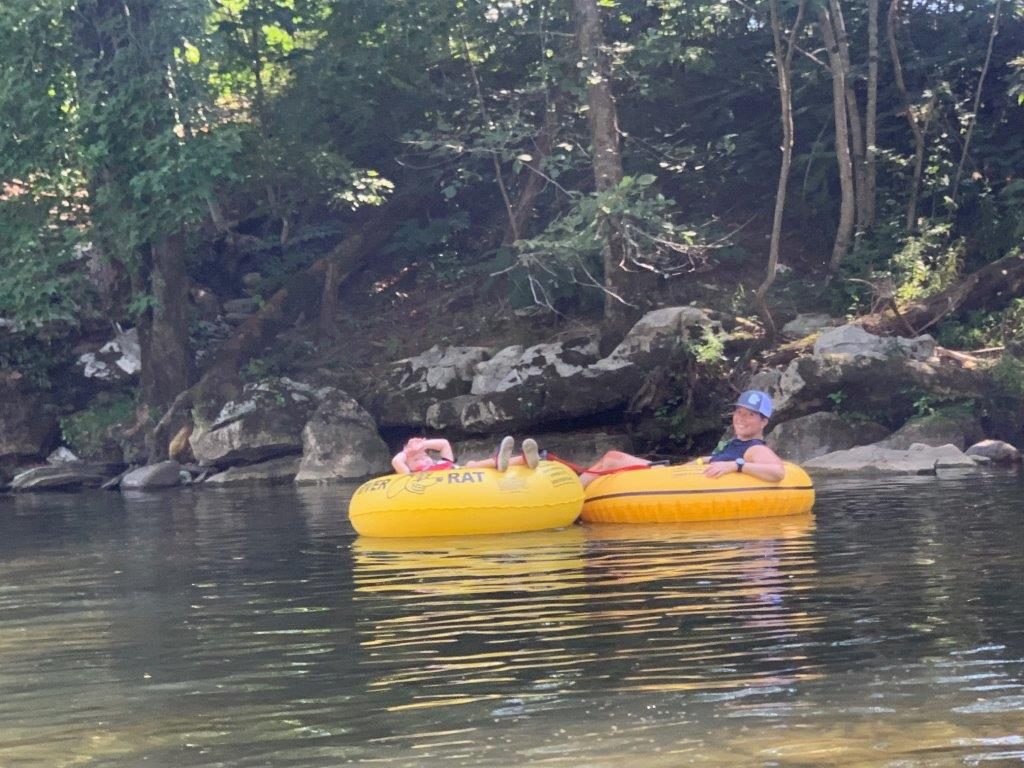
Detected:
[{"left": 735, "top": 458, "right": 746, "bottom": 473}]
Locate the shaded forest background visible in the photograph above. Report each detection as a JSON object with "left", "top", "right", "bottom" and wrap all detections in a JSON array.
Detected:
[{"left": 1, "top": 0, "right": 1023, "bottom": 460}]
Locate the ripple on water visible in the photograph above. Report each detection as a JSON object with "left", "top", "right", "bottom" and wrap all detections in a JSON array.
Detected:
[{"left": 1, "top": 477, "right": 1024, "bottom": 766}]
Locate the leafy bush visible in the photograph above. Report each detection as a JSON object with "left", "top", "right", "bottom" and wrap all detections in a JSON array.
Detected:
[
  {"left": 890, "top": 223, "right": 963, "bottom": 304},
  {"left": 512, "top": 175, "right": 713, "bottom": 310},
  {"left": 935, "top": 297, "right": 1024, "bottom": 351},
  {"left": 60, "top": 394, "right": 136, "bottom": 459}
]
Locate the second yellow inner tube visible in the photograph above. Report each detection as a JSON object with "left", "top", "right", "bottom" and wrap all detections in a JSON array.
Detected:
[{"left": 582, "top": 461, "right": 814, "bottom": 523}]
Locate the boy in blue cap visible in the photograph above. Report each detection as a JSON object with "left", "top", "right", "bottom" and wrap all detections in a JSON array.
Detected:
[{"left": 579, "top": 389, "right": 785, "bottom": 487}]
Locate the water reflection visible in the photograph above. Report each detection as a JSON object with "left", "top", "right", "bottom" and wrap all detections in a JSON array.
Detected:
[
  {"left": 2, "top": 477, "right": 1023, "bottom": 766},
  {"left": 353, "top": 515, "right": 822, "bottom": 712}
]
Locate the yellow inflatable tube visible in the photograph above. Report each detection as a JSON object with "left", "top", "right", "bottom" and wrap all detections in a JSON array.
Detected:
[
  {"left": 582, "top": 461, "right": 814, "bottom": 524},
  {"left": 349, "top": 462, "right": 584, "bottom": 537}
]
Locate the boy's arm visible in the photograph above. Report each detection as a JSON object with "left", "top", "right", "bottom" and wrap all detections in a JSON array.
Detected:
[
  {"left": 422, "top": 438, "right": 454, "bottom": 461},
  {"left": 701, "top": 446, "right": 785, "bottom": 482},
  {"left": 392, "top": 451, "right": 411, "bottom": 474}
]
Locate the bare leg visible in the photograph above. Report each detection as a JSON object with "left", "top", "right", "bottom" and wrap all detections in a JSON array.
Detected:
[
  {"left": 465, "top": 455, "right": 529, "bottom": 469},
  {"left": 580, "top": 450, "right": 650, "bottom": 488},
  {"left": 465, "top": 436, "right": 518, "bottom": 471}
]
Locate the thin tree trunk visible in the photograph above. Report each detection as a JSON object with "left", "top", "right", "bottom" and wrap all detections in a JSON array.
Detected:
[
  {"left": 887, "top": 0, "right": 929, "bottom": 230},
  {"left": 756, "top": 0, "right": 805, "bottom": 338},
  {"left": 821, "top": 7, "right": 857, "bottom": 270},
  {"left": 572, "top": 0, "right": 631, "bottom": 337},
  {"left": 950, "top": 0, "right": 1004, "bottom": 208},
  {"left": 864, "top": 0, "right": 879, "bottom": 228},
  {"left": 828, "top": 0, "right": 868, "bottom": 229},
  {"left": 317, "top": 190, "right": 433, "bottom": 336},
  {"left": 503, "top": 100, "right": 560, "bottom": 246},
  {"left": 460, "top": 29, "right": 519, "bottom": 242}
]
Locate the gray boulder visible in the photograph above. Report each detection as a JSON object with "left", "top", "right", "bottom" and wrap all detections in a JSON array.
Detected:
[
  {"left": 767, "top": 412, "right": 890, "bottom": 463},
  {"left": 121, "top": 460, "right": 183, "bottom": 490},
  {"left": 423, "top": 307, "right": 722, "bottom": 434},
  {"left": 396, "top": 344, "right": 493, "bottom": 396},
  {"left": 966, "top": 439, "right": 1021, "bottom": 464},
  {"left": 10, "top": 463, "right": 121, "bottom": 491},
  {"left": 205, "top": 456, "right": 302, "bottom": 486},
  {"left": 782, "top": 313, "right": 840, "bottom": 339},
  {"left": 875, "top": 413, "right": 984, "bottom": 450},
  {"left": 751, "top": 325, "right": 985, "bottom": 421},
  {"left": 813, "top": 324, "right": 936, "bottom": 361},
  {"left": 296, "top": 391, "right": 390, "bottom": 483},
  {"left": 47, "top": 447, "right": 81, "bottom": 465},
  {"left": 471, "top": 338, "right": 599, "bottom": 395},
  {"left": 190, "top": 377, "right": 327, "bottom": 467},
  {"left": 805, "top": 443, "right": 977, "bottom": 474},
  {"left": 591, "top": 306, "right": 722, "bottom": 373},
  {"left": 368, "top": 345, "right": 494, "bottom": 426}
]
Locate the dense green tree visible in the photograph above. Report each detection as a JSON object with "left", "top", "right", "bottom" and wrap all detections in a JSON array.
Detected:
[{"left": 1, "top": 0, "right": 1023, "bottom": 460}]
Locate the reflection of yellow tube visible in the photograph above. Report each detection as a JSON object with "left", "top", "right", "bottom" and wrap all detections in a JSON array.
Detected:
[
  {"left": 582, "top": 462, "right": 814, "bottom": 523},
  {"left": 353, "top": 526, "right": 587, "bottom": 597},
  {"left": 351, "top": 513, "right": 823, "bottom": 704},
  {"left": 349, "top": 463, "right": 583, "bottom": 537},
  {"left": 582, "top": 512, "right": 816, "bottom": 546}
]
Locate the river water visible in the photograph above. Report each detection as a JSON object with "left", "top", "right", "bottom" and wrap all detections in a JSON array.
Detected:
[{"left": 1, "top": 472, "right": 1023, "bottom": 766}]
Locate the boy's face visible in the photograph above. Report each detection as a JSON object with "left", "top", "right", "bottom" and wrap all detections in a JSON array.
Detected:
[
  {"left": 732, "top": 406, "right": 768, "bottom": 439},
  {"left": 405, "top": 437, "right": 426, "bottom": 453}
]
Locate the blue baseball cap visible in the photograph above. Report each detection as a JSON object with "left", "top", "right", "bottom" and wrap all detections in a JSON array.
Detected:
[{"left": 735, "top": 390, "right": 773, "bottom": 418}]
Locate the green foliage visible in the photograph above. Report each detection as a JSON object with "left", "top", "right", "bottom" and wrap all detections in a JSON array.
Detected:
[
  {"left": 894, "top": 388, "right": 977, "bottom": 423},
  {"left": 992, "top": 354, "right": 1024, "bottom": 399},
  {"left": 240, "top": 339, "right": 315, "bottom": 382},
  {"left": 60, "top": 393, "right": 136, "bottom": 459},
  {"left": 0, "top": 333, "right": 74, "bottom": 390},
  {"left": 935, "top": 296, "right": 1024, "bottom": 351},
  {"left": 692, "top": 329, "right": 724, "bottom": 366},
  {"left": 1, "top": 0, "right": 1023, "bottom": 381},
  {"left": 0, "top": 199, "right": 91, "bottom": 330},
  {"left": 513, "top": 174, "right": 710, "bottom": 309},
  {"left": 825, "top": 389, "right": 873, "bottom": 424},
  {"left": 654, "top": 395, "right": 692, "bottom": 444},
  {"left": 890, "top": 224, "right": 964, "bottom": 304}
]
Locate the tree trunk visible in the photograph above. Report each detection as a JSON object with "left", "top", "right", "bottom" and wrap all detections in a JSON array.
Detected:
[
  {"left": 860, "top": 250, "right": 1024, "bottom": 336},
  {"left": 156, "top": 189, "right": 432, "bottom": 439},
  {"left": 950, "top": 0, "right": 1004, "bottom": 209},
  {"left": 503, "top": 100, "right": 560, "bottom": 246},
  {"left": 864, "top": 0, "right": 879, "bottom": 228},
  {"left": 73, "top": 0, "right": 196, "bottom": 459},
  {"left": 572, "top": 0, "right": 631, "bottom": 338},
  {"left": 820, "top": 8, "right": 857, "bottom": 270},
  {"left": 141, "top": 234, "right": 196, "bottom": 460},
  {"left": 828, "top": 0, "right": 868, "bottom": 230},
  {"left": 756, "top": 0, "right": 805, "bottom": 338},
  {"left": 318, "top": 190, "right": 434, "bottom": 335},
  {"left": 887, "top": 0, "right": 930, "bottom": 231}
]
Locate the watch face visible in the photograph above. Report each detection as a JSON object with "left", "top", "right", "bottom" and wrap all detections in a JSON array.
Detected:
[{"left": 735, "top": 458, "right": 745, "bottom": 470}]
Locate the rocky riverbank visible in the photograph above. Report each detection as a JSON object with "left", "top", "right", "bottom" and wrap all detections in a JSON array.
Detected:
[{"left": 2, "top": 306, "right": 1020, "bottom": 494}]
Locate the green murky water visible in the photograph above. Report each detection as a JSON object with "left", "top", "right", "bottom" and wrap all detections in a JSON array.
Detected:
[{"left": 1, "top": 473, "right": 1023, "bottom": 766}]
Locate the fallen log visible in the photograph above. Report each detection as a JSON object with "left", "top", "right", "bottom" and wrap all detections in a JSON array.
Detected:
[{"left": 860, "top": 250, "right": 1024, "bottom": 336}]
